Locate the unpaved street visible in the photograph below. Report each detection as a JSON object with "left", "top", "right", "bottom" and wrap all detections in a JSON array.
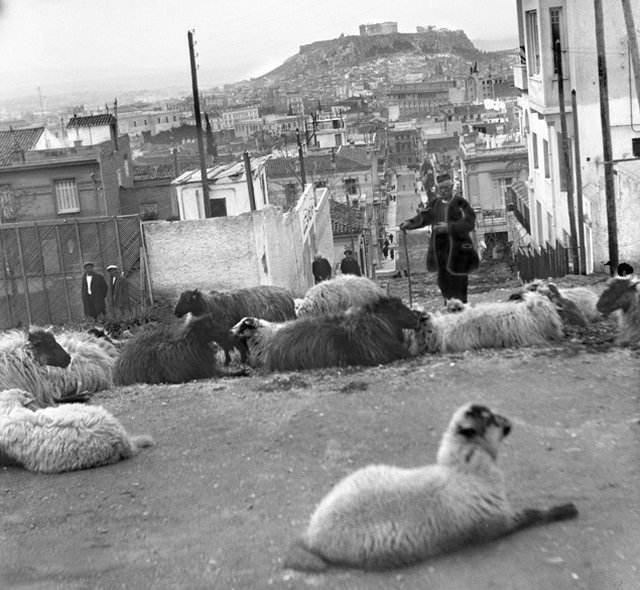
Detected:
[{"left": 2, "top": 335, "right": 639, "bottom": 590}]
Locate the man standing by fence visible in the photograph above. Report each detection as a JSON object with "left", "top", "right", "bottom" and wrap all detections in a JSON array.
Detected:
[
  {"left": 106, "top": 264, "right": 131, "bottom": 313},
  {"left": 81, "top": 262, "right": 108, "bottom": 320}
]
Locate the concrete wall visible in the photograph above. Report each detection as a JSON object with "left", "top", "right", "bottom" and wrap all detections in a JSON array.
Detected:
[{"left": 143, "top": 188, "right": 333, "bottom": 300}]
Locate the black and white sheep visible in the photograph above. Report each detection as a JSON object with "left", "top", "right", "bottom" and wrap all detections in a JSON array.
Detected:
[
  {"left": 596, "top": 276, "right": 640, "bottom": 345},
  {"left": 0, "top": 388, "right": 154, "bottom": 473},
  {"left": 0, "top": 328, "right": 71, "bottom": 407},
  {"left": 231, "top": 296, "right": 420, "bottom": 372},
  {"left": 174, "top": 286, "right": 297, "bottom": 364},
  {"left": 295, "top": 275, "right": 388, "bottom": 318},
  {"left": 406, "top": 291, "right": 564, "bottom": 354},
  {"left": 113, "top": 313, "right": 246, "bottom": 385}
]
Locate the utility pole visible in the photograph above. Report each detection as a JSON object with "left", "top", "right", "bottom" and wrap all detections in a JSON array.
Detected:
[
  {"left": 554, "top": 39, "right": 580, "bottom": 274},
  {"left": 243, "top": 151, "right": 256, "bottom": 211},
  {"left": 621, "top": 0, "right": 640, "bottom": 113},
  {"left": 296, "top": 128, "right": 306, "bottom": 188},
  {"left": 188, "top": 30, "right": 211, "bottom": 218},
  {"left": 594, "top": 0, "right": 619, "bottom": 275},
  {"left": 571, "top": 90, "right": 587, "bottom": 274}
]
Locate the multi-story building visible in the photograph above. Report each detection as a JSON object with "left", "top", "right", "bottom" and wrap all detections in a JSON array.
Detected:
[
  {"left": 387, "top": 122, "right": 424, "bottom": 169},
  {"left": 386, "top": 81, "right": 458, "bottom": 118},
  {"left": 0, "top": 132, "right": 132, "bottom": 223},
  {"left": 116, "top": 108, "right": 183, "bottom": 138},
  {"left": 220, "top": 105, "right": 260, "bottom": 130},
  {"left": 234, "top": 114, "right": 304, "bottom": 142},
  {"left": 514, "top": 0, "right": 640, "bottom": 272}
]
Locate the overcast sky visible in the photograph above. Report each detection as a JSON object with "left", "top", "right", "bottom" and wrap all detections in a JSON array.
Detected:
[{"left": 0, "top": 0, "right": 518, "bottom": 100}]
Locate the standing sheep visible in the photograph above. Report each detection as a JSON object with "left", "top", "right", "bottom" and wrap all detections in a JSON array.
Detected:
[
  {"left": 0, "top": 389, "right": 154, "bottom": 473},
  {"left": 407, "top": 291, "right": 564, "bottom": 354},
  {"left": 596, "top": 276, "right": 640, "bottom": 345},
  {"left": 231, "top": 296, "right": 420, "bottom": 372},
  {"left": 114, "top": 314, "right": 246, "bottom": 385},
  {"left": 284, "top": 403, "right": 578, "bottom": 572},
  {"left": 295, "top": 275, "right": 388, "bottom": 318},
  {"left": 174, "top": 286, "right": 296, "bottom": 364},
  {"left": 0, "top": 329, "right": 71, "bottom": 407}
]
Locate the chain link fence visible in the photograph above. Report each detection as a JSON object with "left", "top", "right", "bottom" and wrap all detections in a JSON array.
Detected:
[{"left": 0, "top": 216, "right": 146, "bottom": 329}]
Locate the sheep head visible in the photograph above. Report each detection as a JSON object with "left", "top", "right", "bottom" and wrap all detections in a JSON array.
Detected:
[
  {"left": 230, "top": 317, "right": 263, "bottom": 341},
  {"left": 597, "top": 277, "right": 639, "bottom": 315},
  {"left": 174, "top": 289, "right": 207, "bottom": 317},
  {"left": 437, "top": 403, "right": 512, "bottom": 467},
  {"left": 27, "top": 330, "right": 71, "bottom": 368}
]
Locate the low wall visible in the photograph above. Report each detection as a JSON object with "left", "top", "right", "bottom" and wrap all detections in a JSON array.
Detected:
[{"left": 143, "top": 189, "right": 333, "bottom": 301}]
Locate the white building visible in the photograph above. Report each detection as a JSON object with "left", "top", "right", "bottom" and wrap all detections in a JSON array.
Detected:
[
  {"left": 173, "top": 155, "right": 271, "bottom": 220},
  {"left": 514, "top": 0, "right": 640, "bottom": 272},
  {"left": 117, "top": 109, "right": 183, "bottom": 138},
  {"left": 221, "top": 106, "right": 260, "bottom": 130}
]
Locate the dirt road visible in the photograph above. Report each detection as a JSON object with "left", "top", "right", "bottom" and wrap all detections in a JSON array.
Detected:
[{"left": 2, "top": 330, "right": 639, "bottom": 589}]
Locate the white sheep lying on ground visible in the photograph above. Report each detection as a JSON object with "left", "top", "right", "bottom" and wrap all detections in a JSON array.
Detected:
[
  {"left": 295, "top": 275, "right": 388, "bottom": 318},
  {"left": 520, "top": 279, "right": 601, "bottom": 323},
  {"left": 406, "top": 291, "right": 564, "bottom": 354},
  {"left": 0, "top": 388, "right": 154, "bottom": 473},
  {"left": 0, "top": 328, "right": 72, "bottom": 406},
  {"left": 596, "top": 276, "right": 640, "bottom": 345}
]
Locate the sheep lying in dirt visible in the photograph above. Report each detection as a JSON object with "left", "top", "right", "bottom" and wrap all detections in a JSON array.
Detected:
[
  {"left": 232, "top": 296, "right": 420, "bottom": 372},
  {"left": 295, "top": 275, "right": 388, "bottom": 318},
  {"left": 284, "top": 403, "right": 578, "bottom": 572},
  {"left": 596, "top": 276, "right": 640, "bottom": 345},
  {"left": 0, "top": 389, "right": 154, "bottom": 473},
  {"left": 406, "top": 291, "right": 564, "bottom": 354},
  {"left": 174, "top": 286, "right": 296, "bottom": 364},
  {"left": 114, "top": 314, "right": 246, "bottom": 385},
  {"left": 514, "top": 280, "right": 601, "bottom": 323},
  {"left": 0, "top": 328, "right": 71, "bottom": 407}
]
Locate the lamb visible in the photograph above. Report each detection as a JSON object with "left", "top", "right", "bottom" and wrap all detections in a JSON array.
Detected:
[
  {"left": 113, "top": 313, "right": 246, "bottom": 385},
  {"left": 231, "top": 296, "right": 420, "bottom": 372},
  {"left": 0, "top": 328, "right": 71, "bottom": 407},
  {"left": 284, "top": 403, "right": 578, "bottom": 572},
  {"left": 295, "top": 275, "right": 388, "bottom": 318},
  {"left": 407, "top": 291, "right": 564, "bottom": 354},
  {"left": 596, "top": 276, "right": 640, "bottom": 345},
  {"left": 0, "top": 388, "right": 154, "bottom": 473},
  {"left": 174, "top": 286, "right": 296, "bottom": 364}
]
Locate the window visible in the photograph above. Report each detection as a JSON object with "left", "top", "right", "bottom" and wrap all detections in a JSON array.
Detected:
[
  {"left": 532, "top": 132, "right": 539, "bottom": 169},
  {"left": 345, "top": 178, "right": 358, "bottom": 195},
  {"left": 497, "top": 177, "right": 514, "bottom": 208},
  {"left": 55, "top": 179, "right": 80, "bottom": 213},
  {"left": 542, "top": 139, "right": 550, "bottom": 178},
  {"left": 632, "top": 137, "right": 640, "bottom": 158},
  {"left": 210, "top": 198, "right": 227, "bottom": 217},
  {"left": 525, "top": 10, "right": 541, "bottom": 76},
  {"left": 536, "top": 200, "right": 544, "bottom": 245},
  {"left": 0, "top": 184, "right": 16, "bottom": 220},
  {"left": 547, "top": 212, "right": 554, "bottom": 244},
  {"left": 550, "top": 8, "right": 565, "bottom": 76}
]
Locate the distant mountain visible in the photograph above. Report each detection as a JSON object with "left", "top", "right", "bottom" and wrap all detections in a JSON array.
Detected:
[{"left": 258, "top": 30, "right": 509, "bottom": 83}]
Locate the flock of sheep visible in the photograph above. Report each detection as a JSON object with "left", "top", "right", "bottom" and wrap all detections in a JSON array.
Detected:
[{"left": 0, "top": 273, "right": 637, "bottom": 477}]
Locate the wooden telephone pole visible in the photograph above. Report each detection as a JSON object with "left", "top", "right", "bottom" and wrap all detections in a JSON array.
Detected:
[
  {"left": 594, "top": 0, "right": 619, "bottom": 274},
  {"left": 188, "top": 30, "right": 211, "bottom": 218}
]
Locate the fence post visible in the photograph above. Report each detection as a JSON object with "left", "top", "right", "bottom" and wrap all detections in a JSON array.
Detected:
[
  {"left": 33, "top": 223, "right": 52, "bottom": 325},
  {"left": 55, "top": 224, "right": 73, "bottom": 323},
  {"left": 14, "top": 227, "right": 32, "bottom": 325}
]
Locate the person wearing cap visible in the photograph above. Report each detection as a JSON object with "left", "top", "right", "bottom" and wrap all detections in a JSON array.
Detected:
[
  {"left": 81, "top": 262, "right": 108, "bottom": 320},
  {"left": 399, "top": 173, "right": 479, "bottom": 304},
  {"left": 312, "top": 254, "right": 332, "bottom": 284},
  {"left": 340, "top": 249, "right": 362, "bottom": 276},
  {"left": 106, "top": 264, "right": 131, "bottom": 313}
]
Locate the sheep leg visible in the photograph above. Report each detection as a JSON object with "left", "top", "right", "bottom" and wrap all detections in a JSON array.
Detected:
[
  {"left": 511, "top": 502, "right": 578, "bottom": 533},
  {"left": 283, "top": 538, "right": 329, "bottom": 572}
]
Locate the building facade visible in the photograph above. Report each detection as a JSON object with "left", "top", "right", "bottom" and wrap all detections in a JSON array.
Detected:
[{"left": 515, "top": 0, "right": 640, "bottom": 272}]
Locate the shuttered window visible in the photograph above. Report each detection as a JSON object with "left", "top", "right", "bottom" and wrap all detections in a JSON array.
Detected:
[
  {"left": 0, "top": 184, "right": 16, "bottom": 220},
  {"left": 55, "top": 179, "right": 80, "bottom": 213}
]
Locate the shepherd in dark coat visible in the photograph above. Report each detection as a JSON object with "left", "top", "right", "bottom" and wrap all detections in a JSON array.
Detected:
[
  {"left": 81, "top": 262, "right": 109, "bottom": 320},
  {"left": 400, "top": 175, "right": 479, "bottom": 304}
]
